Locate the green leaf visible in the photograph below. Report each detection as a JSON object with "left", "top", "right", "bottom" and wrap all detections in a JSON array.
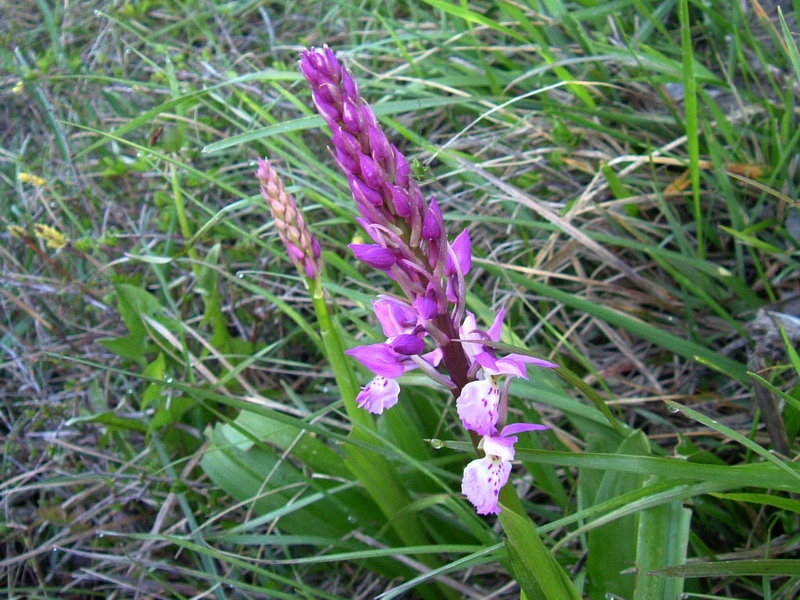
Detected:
[
  {"left": 650, "top": 559, "right": 800, "bottom": 578},
  {"left": 633, "top": 477, "right": 692, "bottom": 600},
  {"left": 584, "top": 432, "right": 647, "bottom": 599},
  {"left": 498, "top": 485, "right": 581, "bottom": 600},
  {"left": 140, "top": 353, "right": 166, "bottom": 411},
  {"left": 66, "top": 411, "right": 148, "bottom": 434},
  {"left": 709, "top": 492, "right": 800, "bottom": 514}
]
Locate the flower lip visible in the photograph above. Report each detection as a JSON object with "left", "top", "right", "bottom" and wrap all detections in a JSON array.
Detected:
[
  {"left": 356, "top": 375, "right": 400, "bottom": 414},
  {"left": 456, "top": 378, "right": 500, "bottom": 436}
]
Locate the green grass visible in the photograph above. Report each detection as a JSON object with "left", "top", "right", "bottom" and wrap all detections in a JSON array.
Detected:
[{"left": 2, "top": 1, "right": 800, "bottom": 598}]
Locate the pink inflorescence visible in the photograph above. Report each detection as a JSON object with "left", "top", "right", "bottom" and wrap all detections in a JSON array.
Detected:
[
  {"left": 256, "top": 157, "right": 321, "bottom": 280},
  {"left": 299, "top": 46, "right": 557, "bottom": 515}
]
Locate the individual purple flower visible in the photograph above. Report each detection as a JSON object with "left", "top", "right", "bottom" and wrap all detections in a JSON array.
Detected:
[
  {"left": 462, "top": 423, "right": 549, "bottom": 514},
  {"left": 356, "top": 376, "right": 401, "bottom": 414},
  {"left": 345, "top": 297, "right": 441, "bottom": 414},
  {"left": 345, "top": 343, "right": 411, "bottom": 379},
  {"left": 456, "top": 376, "right": 501, "bottom": 436},
  {"left": 456, "top": 310, "right": 557, "bottom": 435},
  {"left": 391, "top": 334, "right": 425, "bottom": 355}
]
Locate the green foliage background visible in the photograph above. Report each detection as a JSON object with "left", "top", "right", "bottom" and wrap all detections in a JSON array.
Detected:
[{"left": 2, "top": 1, "right": 800, "bottom": 598}]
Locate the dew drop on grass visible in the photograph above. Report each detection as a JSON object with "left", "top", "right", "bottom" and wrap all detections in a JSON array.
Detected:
[
  {"left": 236, "top": 271, "right": 244, "bottom": 278},
  {"left": 429, "top": 439, "right": 444, "bottom": 450},
  {"left": 165, "top": 377, "right": 173, "bottom": 384}
]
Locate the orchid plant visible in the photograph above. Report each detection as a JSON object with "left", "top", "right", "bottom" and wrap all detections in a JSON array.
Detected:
[
  {"left": 259, "top": 47, "right": 557, "bottom": 515},
  {"left": 293, "top": 46, "right": 558, "bottom": 515}
]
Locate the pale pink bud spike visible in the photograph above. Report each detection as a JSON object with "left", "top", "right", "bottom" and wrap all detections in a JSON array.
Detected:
[{"left": 256, "top": 158, "right": 321, "bottom": 280}]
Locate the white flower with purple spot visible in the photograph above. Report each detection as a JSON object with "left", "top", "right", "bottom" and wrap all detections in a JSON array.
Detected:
[
  {"left": 355, "top": 376, "right": 401, "bottom": 414},
  {"left": 455, "top": 309, "right": 557, "bottom": 435},
  {"left": 462, "top": 422, "right": 549, "bottom": 514}
]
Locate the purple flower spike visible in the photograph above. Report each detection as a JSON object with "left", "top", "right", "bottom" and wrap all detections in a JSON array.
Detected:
[
  {"left": 345, "top": 343, "right": 407, "bottom": 378},
  {"left": 299, "top": 46, "right": 452, "bottom": 325},
  {"left": 349, "top": 244, "right": 397, "bottom": 270}
]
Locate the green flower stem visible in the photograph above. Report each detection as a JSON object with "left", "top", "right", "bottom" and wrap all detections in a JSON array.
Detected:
[{"left": 309, "top": 279, "right": 430, "bottom": 549}]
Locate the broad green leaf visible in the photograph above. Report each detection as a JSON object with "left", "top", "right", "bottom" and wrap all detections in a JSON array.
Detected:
[
  {"left": 499, "top": 485, "right": 581, "bottom": 600},
  {"left": 634, "top": 477, "right": 692, "bottom": 600},
  {"left": 585, "top": 431, "right": 648, "bottom": 599}
]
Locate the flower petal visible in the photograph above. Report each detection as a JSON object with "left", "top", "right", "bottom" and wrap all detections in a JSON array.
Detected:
[
  {"left": 413, "top": 288, "right": 438, "bottom": 320},
  {"left": 348, "top": 244, "right": 397, "bottom": 270},
  {"left": 482, "top": 434, "right": 517, "bottom": 461},
  {"left": 391, "top": 334, "right": 425, "bottom": 355},
  {"left": 504, "top": 353, "right": 558, "bottom": 369},
  {"left": 456, "top": 378, "right": 500, "bottom": 436},
  {"left": 500, "top": 422, "right": 550, "bottom": 436},
  {"left": 345, "top": 343, "right": 406, "bottom": 378},
  {"left": 462, "top": 455, "right": 511, "bottom": 515},
  {"left": 422, "top": 196, "right": 443, "bottom": 240},
  {"left": 356, "top": 376, "right": 400, "bottom": 414},
  {"left": 373, "top": 297, "right": 418, "bottom": 338},
  {"left": 487, "top": 306, "right": 506, "bottom": 342},
  {"left": 446, "top": 228, "right": 472, "bottom": 276}
]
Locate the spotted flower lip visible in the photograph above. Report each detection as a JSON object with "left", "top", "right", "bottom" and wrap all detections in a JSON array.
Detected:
[
  {"left": 456, "top": 377, "right": 500, "bottom": 436},
  {"left": 356, "top": 376, "right": 400, "bottom": 414},
  {"left": 461, "top": 422, "right": 550, "bottom": 514}
]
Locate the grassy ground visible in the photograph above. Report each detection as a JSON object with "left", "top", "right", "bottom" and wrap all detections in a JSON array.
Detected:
[{"left": 2, "top": 1, "right": 800, "bottom": 598}]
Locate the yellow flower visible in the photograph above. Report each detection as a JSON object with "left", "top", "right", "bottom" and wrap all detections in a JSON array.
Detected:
[
  {"left": 18, "top": 172, "right": 47, "bottom": 186},
  {"left": 7, "top": 225, "right": 26, "bottom": 239},
  {"left": 34, "top": 224, "right": 68, "bottom": 249}
]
